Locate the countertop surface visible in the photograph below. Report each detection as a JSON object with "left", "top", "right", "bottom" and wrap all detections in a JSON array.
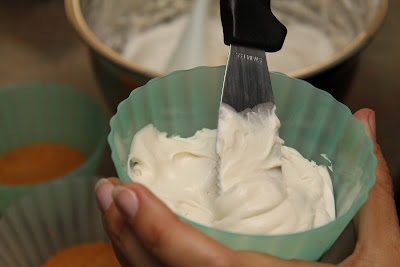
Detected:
[{"left": 0, "top": 0, "right": 399, "bottom": 264}]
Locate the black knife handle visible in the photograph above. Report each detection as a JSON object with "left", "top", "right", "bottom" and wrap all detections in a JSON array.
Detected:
[{"left": 220, "top": 0, "right": 287, "bottom": 52}]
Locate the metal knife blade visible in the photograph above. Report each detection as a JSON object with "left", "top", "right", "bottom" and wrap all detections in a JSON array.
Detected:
[
  {"left": 221, "top": 44, "right": 273, "bottom": 112},
  {"left": 219, "top": 0, "right": 287, "bottom": 111}
]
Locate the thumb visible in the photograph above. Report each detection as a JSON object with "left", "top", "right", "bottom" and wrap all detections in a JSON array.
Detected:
[
  {"left": 348, "top": 109, "right": 400, "bottom": 264},
  {"left": 353, "top": 108, "right": 393, "bottom": 196},
  {"left": 112, "top": 183, "right": 234, "bottom": 266}
]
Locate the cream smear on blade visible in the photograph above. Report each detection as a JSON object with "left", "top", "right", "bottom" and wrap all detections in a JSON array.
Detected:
[{"left": 127, "top": 103, "right": 335, "bottom": 235}]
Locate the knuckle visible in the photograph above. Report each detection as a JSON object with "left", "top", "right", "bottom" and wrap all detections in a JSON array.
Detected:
[
  {"left": 213, "top": 256, "right": 235, "bottom": 267},
  {"left": 142, "top": 220, "right": 170, "bottom": 254},
  {"left": 141, "top": 220, "right": 234, "bottom": 267},
  {"left": 222, "top": 251, "right": 251, "bottom": 267},
  {"left": 373, "top": 143, "right": 381, "bottom": 155},
  {"left": 107, "top": 221, "right": 126, "bottom": 246},
  {"left": 202, "top": 253, "right": 235, "bottom": 267},
  {"left": 103, "top": 209, "right": 127, "bottom": 246}
]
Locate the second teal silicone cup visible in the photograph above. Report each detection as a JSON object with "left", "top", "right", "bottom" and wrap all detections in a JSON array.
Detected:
[
  {"left": 108, "top": 66, "right": 376, "bottom": 261},
  {"left": 0, "top": 83, "right": 108, "bottom": 214},
  {"left": 0, "top": 177, "right": 110, "bottom": 266}
]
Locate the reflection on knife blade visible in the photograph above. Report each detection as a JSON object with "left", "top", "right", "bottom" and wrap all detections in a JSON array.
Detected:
[{"left": 221, "top": 44, "right": 274, "bottom": 112}]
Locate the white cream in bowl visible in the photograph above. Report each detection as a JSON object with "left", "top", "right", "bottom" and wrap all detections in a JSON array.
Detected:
[{"left": 127, "top": 103, "right": 335, "bottom": 235}]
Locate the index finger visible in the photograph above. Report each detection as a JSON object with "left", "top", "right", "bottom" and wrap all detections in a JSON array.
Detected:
[{"left": 112, "top": 182, "right": 236, "bottom": 267}]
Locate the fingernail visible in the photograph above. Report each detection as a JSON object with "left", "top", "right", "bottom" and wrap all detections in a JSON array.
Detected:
[
  {"left": 95, "top": 178, "right": 115, "bottom": 213},
  {"left": 368, "top": 111, "right": 376, "bottom": 141},
  {"left": 112, "top": 186, "right": 139, "bottom": 219}
]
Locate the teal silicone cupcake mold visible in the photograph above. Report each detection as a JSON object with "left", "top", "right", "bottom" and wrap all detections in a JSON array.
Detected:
[
  {"left": 0, "top": 83, "right": 108, "bottom": 214},
  {"left": 108, "top": 66, "right": 376, "bottom": 261},
  {"left": 0, "top": 177, "right": 108, "bottom": 266}
]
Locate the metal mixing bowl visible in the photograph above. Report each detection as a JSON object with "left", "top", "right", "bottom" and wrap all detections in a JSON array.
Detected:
[{"left": 65, "top": 0, "right": 387, "bottom": 111}]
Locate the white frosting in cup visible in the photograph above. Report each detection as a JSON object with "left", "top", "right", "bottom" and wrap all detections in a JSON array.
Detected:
[{"left": 127, "top": 103, "right": 335, "bottom": 235}]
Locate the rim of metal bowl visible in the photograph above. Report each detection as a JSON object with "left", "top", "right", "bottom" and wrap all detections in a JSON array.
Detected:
[{"left": 65, "top": 0, "right": 388, "bottom": 79}]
